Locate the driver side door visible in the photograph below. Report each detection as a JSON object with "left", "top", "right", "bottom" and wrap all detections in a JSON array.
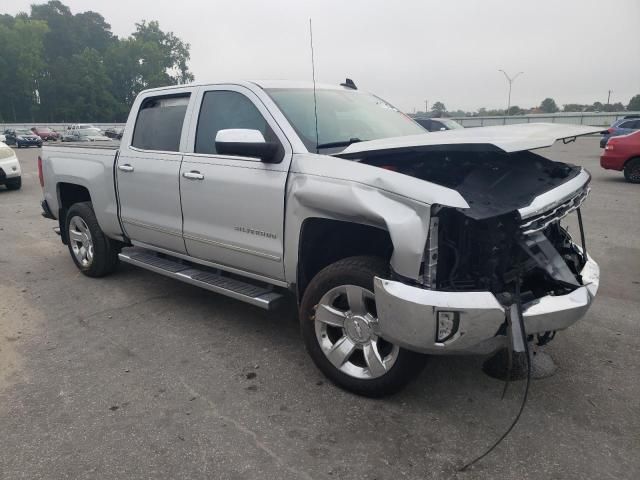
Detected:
[{"left": 179, "top": 86, "right": 292, "bottom": 281}]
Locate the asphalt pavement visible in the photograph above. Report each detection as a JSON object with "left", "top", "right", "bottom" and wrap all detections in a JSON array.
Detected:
[{"left": 0, "top": 137, "right": 638, "bottom": 479}]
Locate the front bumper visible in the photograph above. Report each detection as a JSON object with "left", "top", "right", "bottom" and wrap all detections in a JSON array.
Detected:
[
  {"left": 0, "top": 156, "right": 22, "bottom": 180},
  {"left": 600, "top": 153, "right": 625, "bottom": 171},
  {"left": 599, "top": 136, "right": 609, "bottom": 148},
  {"left": 374, "top": 254, "right": 599, "bottom": 355}
]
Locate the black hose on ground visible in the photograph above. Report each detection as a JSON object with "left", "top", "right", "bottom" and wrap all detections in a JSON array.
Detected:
[{"left": 458, "top": 269, "right": 531, "bottom": 472}]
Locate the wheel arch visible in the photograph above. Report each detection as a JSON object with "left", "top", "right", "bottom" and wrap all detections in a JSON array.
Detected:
[
  {"left": 286, "top": 179, "right": 434, "bottom": 301},
  {"left": 624, "top": 155, "right": 640, "bottom": 167},
  {"left": 56, "top": 182, "right": 92, "bottom": 244},
  {"left": 296, "top": 218, "right": 394, "bottom": 299}
]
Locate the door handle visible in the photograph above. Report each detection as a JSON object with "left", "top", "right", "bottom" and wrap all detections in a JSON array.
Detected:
[
  {"left": 183, "top": 171, "right": 204, "bottom": 180},
  {"left": 118, "top": 164, "right": 134, "bottom": 172}
]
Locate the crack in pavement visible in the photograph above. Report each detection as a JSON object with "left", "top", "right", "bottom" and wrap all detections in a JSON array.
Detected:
[
  {"left": 51, "top": 294, "right": 315, "bottom": 480},
  {"left": 177, "top": 376, "right": 315, "bottom": 480}
]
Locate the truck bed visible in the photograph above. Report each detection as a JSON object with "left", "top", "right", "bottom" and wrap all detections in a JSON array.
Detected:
[
  {"left": 41, "top": 142, "right": 123, "bottom": 241},
  {"left": 50, "top": 141, "right": 120, "bottom": 150}
]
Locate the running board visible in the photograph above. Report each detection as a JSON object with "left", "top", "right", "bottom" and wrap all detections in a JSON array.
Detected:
[{"left": 118, "top": 248, "right": 284, "bottom": 310}]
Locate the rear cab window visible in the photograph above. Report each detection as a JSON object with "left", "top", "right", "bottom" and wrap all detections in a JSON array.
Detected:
[{"left": 132, "top": 94, "right": 190, "bottom": 152}]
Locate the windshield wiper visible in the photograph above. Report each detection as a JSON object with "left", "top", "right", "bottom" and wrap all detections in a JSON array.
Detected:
[{"left": 316, "top": 138, "right": 365, "bottom": 149}]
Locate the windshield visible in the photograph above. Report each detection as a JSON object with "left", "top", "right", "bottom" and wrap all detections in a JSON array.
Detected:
[
  {"left": 440, "top": 119, "right": 464, "bottom": 130},
  {"left": 16, "top": 129, "right": 32, "bottom": 135},
  {"left": 266, "top": 88, "right": 425, "bottom": 152}
]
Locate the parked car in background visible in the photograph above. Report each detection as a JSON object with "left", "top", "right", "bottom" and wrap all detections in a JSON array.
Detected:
[
  {"left": 62, "top": 127, "right": 111, "bottom": 142},
  {"left": 600, "top": 130, "right": 640, "bottom": 183},
  {"left": 104, "top": 127, "right": 124, "bottom": 139},
  {"left": 0, "top": 142, "right": 22, "bottom": 190},
  {"left": 0, "top": 133, "right": 6, "bottom": 143},
  {"left": 600, "top": 117, "right": 640, "bottom": 148},
  {"left": 31, "top": 126, "right": 60, "bottom": 141},
  {"left": 413, "top": 117, "right": 464, "bottom": 132},
  {"left": 4, "top": 128, "right": 43, "bottom": 148}
]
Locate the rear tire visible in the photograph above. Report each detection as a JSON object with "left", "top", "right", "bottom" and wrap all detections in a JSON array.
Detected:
[
  {"left": 300, "top": 256, "right": 427, "bottom": 397},
  {"left": 65, "top": 201, "right": 119, "bottom": 277},
  {"left": 623, "top": 157, "right": 640, "bottom": 183},
  {"left": 5, "top": 177, "right": 21, "bottom": 190}
]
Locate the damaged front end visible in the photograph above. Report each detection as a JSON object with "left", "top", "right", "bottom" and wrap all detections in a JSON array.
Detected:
[{"left": 370, "top": 149, "right": 600, "bottom": 355}]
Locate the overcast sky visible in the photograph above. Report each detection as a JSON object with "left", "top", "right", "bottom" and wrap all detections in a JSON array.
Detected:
[{"left": 6, "top": 0, "right": 640, "bottom": 112}]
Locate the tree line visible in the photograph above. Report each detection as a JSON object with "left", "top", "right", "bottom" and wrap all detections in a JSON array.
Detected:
[
  {"left": 424, "top": 95, "right": 640, "bottom": 118},
  {"left": 0, "top": 1, "right": 193, "bottom": 123}
]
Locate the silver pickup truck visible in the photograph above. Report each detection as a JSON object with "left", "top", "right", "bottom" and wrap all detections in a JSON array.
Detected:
[{"left": 39, "top": 80, "right": 601, "bottom": 396}]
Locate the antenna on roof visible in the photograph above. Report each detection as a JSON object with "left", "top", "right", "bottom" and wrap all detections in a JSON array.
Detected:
[
  {"left": 309, "top": 18, "right": 319, "bottom": 154},
  {"left": 340, "top": 78, "right": 357, "bottom": 90}
]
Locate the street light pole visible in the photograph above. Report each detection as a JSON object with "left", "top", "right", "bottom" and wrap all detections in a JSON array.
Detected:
[{"left": 499, "top": 70, "right": 524, "bottom": 114}]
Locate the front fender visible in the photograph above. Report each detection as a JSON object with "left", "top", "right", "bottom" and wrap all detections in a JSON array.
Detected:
[{"left": 283, "top": 154, "right": 468, "bottom": 283}]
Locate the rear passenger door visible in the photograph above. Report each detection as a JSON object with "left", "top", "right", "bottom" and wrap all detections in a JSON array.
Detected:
[
  {"left": 116, "top": 90, "right": 194, "bottom": 254},
  {"left": 179, "top": 85, "right": 292, "bottom": 281}
]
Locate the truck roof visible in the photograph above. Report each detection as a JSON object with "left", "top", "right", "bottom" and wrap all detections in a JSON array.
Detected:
[{"left": 138, "top": 80, "right": 353, "bottom": 95}]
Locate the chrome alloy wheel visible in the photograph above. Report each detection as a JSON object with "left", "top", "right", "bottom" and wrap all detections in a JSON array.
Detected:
[
  {"left": 68, "top": 216, "right": 94, "bottom": 267},
  {"left": 314, "top": 285, "right": 399, "bottom": 379}
]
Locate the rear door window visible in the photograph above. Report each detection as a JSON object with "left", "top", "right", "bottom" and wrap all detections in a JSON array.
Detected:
[{"left": 132, "top": 94, "right": 190, "bottom": 152}]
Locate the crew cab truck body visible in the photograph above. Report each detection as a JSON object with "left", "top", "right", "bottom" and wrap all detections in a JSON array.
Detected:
[{"left": 40, "top": 81, "right": 601, "bottom": 396}]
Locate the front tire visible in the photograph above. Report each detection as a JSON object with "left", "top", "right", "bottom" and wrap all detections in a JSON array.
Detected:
[
  {"left": 300, "top": 256, "right": 427, "bottom": 397},
  {"left": 65, "top": 202, "right": 119, "bottom": 277},
  {"left": 5, "top": 177, "right": 21, "bottom": 190},
  {"left": 624, "top": 157, "right": 640, "bottom": 183}
]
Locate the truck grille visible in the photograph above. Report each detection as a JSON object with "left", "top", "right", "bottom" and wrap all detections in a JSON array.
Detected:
[{"left": 520, "top": 187, "right": 589, "bottom": 235}]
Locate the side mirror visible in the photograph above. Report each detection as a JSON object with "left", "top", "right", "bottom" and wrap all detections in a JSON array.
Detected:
[{"left": 215, "top": 129, "right": 279, "bottom": 162}]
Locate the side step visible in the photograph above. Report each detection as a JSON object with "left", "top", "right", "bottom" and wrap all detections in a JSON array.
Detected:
[{"left": 118, "top": 247, "right": 284, "bottom": 310}]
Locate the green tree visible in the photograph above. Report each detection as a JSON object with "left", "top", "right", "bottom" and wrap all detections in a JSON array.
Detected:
[
  {"left": 627, "top": 95, "right": 640, "bottom": 111},
  {"left": 603, "top": 102, "right": 625, "bottom": 112},
  {"left": 431, "top": 101, "right": 446, "bottom": 117},
  {"left": 105, "top": 20, "right": 194, "bottom": 119},
  {"left": 585, "top": 101, "right": 604, "bottom": 112},
  {"left": 131, "top": 20, "right": 193, "bottom": 86},
  {"left": 0, "top": 2, "right": 193, "bottom": 122},
  {"left": 507, "top": 105, "right": 523, "bottom": 115},
  {"left": 563, "top": 104, "right": 585, "bottom": 112},
  {"left": 30, "top": 1, "right": 114, "bottom": 62},
  {"left": 540, "top": 98, "right": 559, "bottom": 113},
  {"left": 0, "top": 17, "right": 48, "bottom": 121}
]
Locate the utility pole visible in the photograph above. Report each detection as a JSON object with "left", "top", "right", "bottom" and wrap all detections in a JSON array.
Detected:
[
  {"left": 498, "top": 70, "right": 524, "bottom": 114},
  {"left": 425, "top": 99, "right": 428, "bottom": 114},
  {"left": 607, "top": 90, "right": 612, "bottom": 105}
]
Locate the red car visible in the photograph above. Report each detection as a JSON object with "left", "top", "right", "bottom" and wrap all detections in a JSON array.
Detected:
[
  {"left": 31, "top": 127, "right": 59, "bottom": 141},
  {"left": 600, "top": 130, "right": 640, "bottom": 183}
]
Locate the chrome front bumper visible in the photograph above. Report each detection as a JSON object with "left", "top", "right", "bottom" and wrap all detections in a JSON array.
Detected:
[{"left": 374, "top": 254, "right": 600, "bottom": 355}]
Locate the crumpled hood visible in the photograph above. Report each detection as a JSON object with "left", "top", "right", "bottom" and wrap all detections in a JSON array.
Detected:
[{"left": 339, "top": 123, "right": 603, "bottom": 157}]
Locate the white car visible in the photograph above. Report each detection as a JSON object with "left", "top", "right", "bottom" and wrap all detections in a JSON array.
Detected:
[
  {"left": 0, "top": 133, "right": 6, "bottom": 143},
  {"left": 0, "top": 142, "right": 22, "bottom": 190}
]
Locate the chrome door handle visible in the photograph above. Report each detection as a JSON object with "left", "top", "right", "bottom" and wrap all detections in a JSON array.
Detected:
[
  {"left": 183, "top": 171, "right": 204, "bottom": 180},
  {"left": 118, "top": 164, "right": 134, "bottom": 172}
]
